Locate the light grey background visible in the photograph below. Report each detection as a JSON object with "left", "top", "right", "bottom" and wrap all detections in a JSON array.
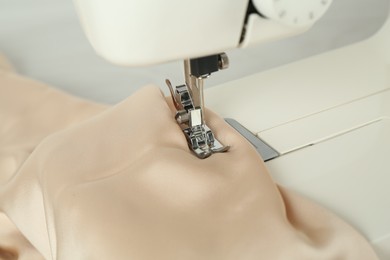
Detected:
[{"left": 0, "top": 0, "right": 389, "bottom": 104}]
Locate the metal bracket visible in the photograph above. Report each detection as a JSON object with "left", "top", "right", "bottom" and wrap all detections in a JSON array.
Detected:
[
  {"left": 225, "top": 118, "right": 279, "bottom": 162},
  {"left": 166, "top": 80, "right": 229, "bottom": 159},
  {"left": 166, "top": 54, "right": 230, "bottom": 159}
]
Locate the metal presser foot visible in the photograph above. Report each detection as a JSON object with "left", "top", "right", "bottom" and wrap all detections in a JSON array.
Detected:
[{"left": 166, "top": 53, "right": 230, "bottom": 159}]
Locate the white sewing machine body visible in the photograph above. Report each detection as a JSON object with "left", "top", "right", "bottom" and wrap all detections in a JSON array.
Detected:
[
  {"left": 73, "top": 1, "right": 390, "bottom": 258},
  {"left": 73, "top": 0, "right": 331, "bottom": 66}
]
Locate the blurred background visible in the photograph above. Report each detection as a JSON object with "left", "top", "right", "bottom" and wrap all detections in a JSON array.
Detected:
[{"left": 0, "top": 0, "right": 389, "bottom": 104}]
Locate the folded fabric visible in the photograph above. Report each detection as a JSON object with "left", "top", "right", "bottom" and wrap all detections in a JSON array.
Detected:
[{"left": 0, "top": 55, "right": 378, "bottom": 259}]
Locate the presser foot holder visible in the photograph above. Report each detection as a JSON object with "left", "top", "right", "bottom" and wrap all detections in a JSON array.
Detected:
[{"left": 166, "top": 79, "right": 229, "bottom": 159}]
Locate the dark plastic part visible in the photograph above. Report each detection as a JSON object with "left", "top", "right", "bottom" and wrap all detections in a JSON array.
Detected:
[
  {"left": 239, "top": 0, "right": 265, "bottom": 43},
  {"left": 247, "top": 0, "right": 264, "bottom": 18},
  {"left": 190, "top": 55, "right": 220, "bottom": 77}
]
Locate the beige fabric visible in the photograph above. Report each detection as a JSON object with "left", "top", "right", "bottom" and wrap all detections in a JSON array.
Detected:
[
  {"left": 0, "top": 56, "right": 378, "bottom": 259},
  {"left": 0, "top": 54, "right": 14, "bottom": 72}
]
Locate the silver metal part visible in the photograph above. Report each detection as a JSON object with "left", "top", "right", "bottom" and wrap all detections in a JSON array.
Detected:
[
  {"left": 218, "top": 53, "right": 229, "bottom": 70},
  {"left": 195, "top": 77, "right": 206, "bottom": 125},
  {"left": 166, "top": 55, "right": 230, "bottom": 158},
  {"left": 225, "top": 118, "right": 279, "bottom": 162},
  {"left": 166, "top": 81, "right": 229, "bottom": 158}
]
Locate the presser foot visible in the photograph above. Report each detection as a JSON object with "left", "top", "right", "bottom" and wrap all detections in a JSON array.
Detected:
[
  {"left": 183, "top": 124, "right": 229, "bottom": 159},
  {"left": 166, "top": 79, "right": 229, "bottom": 159}
]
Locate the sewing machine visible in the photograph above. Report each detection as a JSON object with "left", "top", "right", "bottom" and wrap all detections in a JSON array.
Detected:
[
  {"left": 73, "top": 0, "right": 333, "bottom": 158},
  {"left": 73, "top": 0, "right": 390, "bottom": 258}
]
